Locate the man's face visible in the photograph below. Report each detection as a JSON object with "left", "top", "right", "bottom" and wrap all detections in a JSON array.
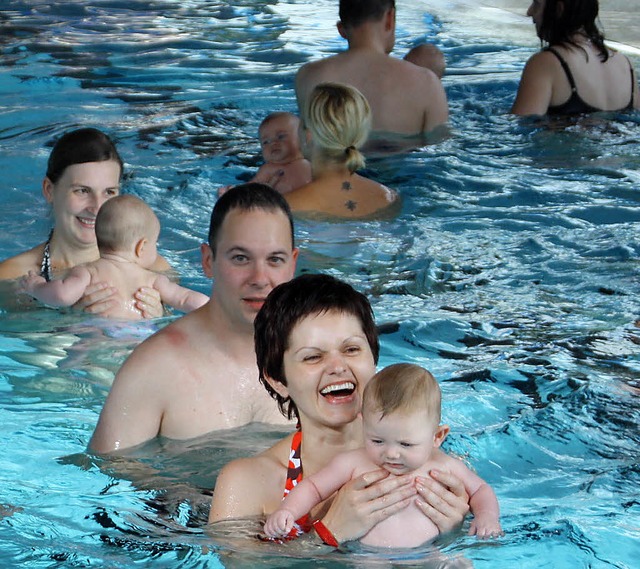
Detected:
[{"left": 205, "top": 207, "right": 298, "bottom": 330}]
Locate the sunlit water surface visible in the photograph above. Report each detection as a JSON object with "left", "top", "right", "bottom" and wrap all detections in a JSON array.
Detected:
[{"left": 0, "top": 1, "right": 639, "bottom": 567}]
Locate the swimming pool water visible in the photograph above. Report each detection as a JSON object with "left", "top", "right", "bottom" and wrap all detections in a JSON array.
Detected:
[{"left": 1, "top": 1, "right": 639, "bottom": 567}]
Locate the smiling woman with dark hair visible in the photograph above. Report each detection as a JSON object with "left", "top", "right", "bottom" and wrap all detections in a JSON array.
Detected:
[
  {"left": 209, "top": 273, "right": 470, "bottom": 547},
  {"left": 0, "top": 128, "right": 169, "bottom": 315},
  {"left": 511, "top": 0, "right": 639, "bottom": 116}
]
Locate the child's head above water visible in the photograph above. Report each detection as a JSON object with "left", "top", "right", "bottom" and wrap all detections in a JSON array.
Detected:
[
  {"left": 362, "top": 363, "right": 449, "bottom": 475},
  {"left": 404, "top": 43, "right": 446, "bottom": 79},
  {"left": 95, "top": 195, "right": 160, "bottom": 267},
  {"left": 258, "top": 112, "right": 303, "bottom": 166}
]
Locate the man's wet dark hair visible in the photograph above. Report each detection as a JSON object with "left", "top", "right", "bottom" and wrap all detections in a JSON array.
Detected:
[
  {"left": 207, "top": 183, "right": 295, "bottom": 255},
  {"left": 46, "top": 128, "right": 123, "bottom": 183},
  {"left": 255, "top": 273, "right": 379, "bottom": 420},
  {"left": 339, "top": 0, "right": 395, "bottom": 29}
]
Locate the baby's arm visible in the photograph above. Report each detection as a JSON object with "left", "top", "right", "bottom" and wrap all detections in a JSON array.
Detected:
[
  {"left": 468, "top": 482, "right": 502, "bottom": 538},
  {"left": 153, "top": 274, "right": 208, "bottom": 313},
  {"left": 20, "top": 267, "right": 90, "bottom": 307},
  {"left": 264, "top": 452, "right": 358, "bottom": 538},
  {"left": 251, "top": 163, "right": 287, "bottom": 192},
  {"left": 444, "top": 452, "right": 502, "bottom": 539}
]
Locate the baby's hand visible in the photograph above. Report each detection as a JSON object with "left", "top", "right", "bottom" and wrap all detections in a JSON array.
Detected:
[
  {"left": 265, "top": 169, "right": 285, "bottom": 191},
  {"left": 19, "top": 271, "right": 45, "bottom": 295},
  {"left": 263, "top": 510, "right": 295, "bottom": 538},
  {"left": 469, "top": 515, "right": 503, "bottom": 539}
]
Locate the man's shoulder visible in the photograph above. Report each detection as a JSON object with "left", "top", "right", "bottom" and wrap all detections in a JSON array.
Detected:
[
  {"left": 122, "top": 314, "right": 196, "bottom": 366},
  {"left": 298, "top": 51, "right": 344, "bottom": 73},
  {"left": 389, "top": 56, "right": 442, "bottom": 87},
  {"left": 298, "top": 51, "right": 439, "bottom": 92},
  {"left": 296, "top": 52, "right": 348, "bottom": 89}
]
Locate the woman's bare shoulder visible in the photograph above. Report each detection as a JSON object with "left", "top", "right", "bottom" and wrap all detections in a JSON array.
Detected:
[
  {"left": 210, "top": 434, "right": 293, "bottom": 521},
  {"left": 0, "top": 243, "right": 45, "bottom": 280},
  {"left": 221, "top": 434, "right": 292, "bottom": 480},
  {"left": 285, "top": 181, "right": 322, "bottom": 209},
  {"left": 525, "top": 49, "right": 559, "bottom": 72}
]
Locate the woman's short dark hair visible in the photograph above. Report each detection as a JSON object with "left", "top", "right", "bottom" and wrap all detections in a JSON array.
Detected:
[
  {"left": 539, "top": 0, "right": 608, "bottom": 62},
  {"left": 46, "top": 128, "right": 123, "bottom": 183},
  {"left": 255, "top": 273, "right": 379, "bottom": 421}
]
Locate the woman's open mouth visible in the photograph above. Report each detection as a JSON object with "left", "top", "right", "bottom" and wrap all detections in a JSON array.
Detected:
[{"left": 320, "top": 381, "right": 356, "bottom": 399}]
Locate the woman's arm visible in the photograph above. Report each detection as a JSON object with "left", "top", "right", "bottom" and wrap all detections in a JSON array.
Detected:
[{"left": 511, "top": 52, "right": 554, "bottom": 116}]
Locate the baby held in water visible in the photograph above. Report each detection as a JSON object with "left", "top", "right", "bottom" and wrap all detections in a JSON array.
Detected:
[
  {"left": 264, "top": 363, "right": 502, "bottom": 548},
  {"left": 21, "top": 195, "right": 208, "bottom": 319}
]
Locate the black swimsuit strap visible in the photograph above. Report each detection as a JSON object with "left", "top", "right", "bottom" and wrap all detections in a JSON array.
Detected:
[
  {"left": 547, "top": 47, "right": 578, "bottom": 92},
  {"left": 40, "top": 229, "right": 54, "bottom": 282},
  {"left": 627, "top": 58, "right": 635, "bottom": 109}
]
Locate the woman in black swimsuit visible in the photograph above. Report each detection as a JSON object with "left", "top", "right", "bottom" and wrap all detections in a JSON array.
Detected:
[
  {"left": 0, "top": 128, "right": 167, "bottom": 315},
  {"left": 511, "top": 0, "right": 639, "bottom": 116}
]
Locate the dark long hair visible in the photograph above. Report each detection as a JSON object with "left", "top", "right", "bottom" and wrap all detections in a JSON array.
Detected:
[{"left": 540, "top": 0, "right": 608, "bottom": 62}]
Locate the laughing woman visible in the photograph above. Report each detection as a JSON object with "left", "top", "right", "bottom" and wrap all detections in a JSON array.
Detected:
[
  {"left": 511, "top": 0, "right": 639, "bottom": 116},
  {"left": 209, "top": 274, "right": 469, "bottom": 546}
]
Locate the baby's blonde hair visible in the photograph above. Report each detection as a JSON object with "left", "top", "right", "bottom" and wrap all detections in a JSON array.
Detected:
[
  {"left": 363, "top": 363, "right": 442, "bottom": 425},
  {"left": 304, "top": 82, "right": 371, "bottom": 173},
  {"left": 96, "top": 195, "right": 158, "bottom": 254}
]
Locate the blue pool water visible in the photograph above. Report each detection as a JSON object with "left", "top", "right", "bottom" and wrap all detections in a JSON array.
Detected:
[{"left": 1, "top": 1, "right": 639, "bottom": 567}]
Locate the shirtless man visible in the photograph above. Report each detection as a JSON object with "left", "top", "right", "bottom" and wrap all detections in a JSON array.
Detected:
[
  {"left": 295, "top": 0, "right": 448, "bottom": 138},
  {"left": 88, "top": 183, "right": 298, "bottom": 453}
]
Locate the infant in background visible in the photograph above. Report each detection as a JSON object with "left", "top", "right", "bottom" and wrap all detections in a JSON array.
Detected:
[
  {"left": 220, "top": 112, "right": 311, "bottom": 196},
  {"left": 404, "top": 43, "right": 446, "bottom": 79},
  {"left": 21, "top": 195, "right": 208, "bottom": 320},
  {"left": 250, "top": 112, "right": 311, "bottom": 194},
  {"left": 264, "top": 363, "right": 502, "bottom": 548}
]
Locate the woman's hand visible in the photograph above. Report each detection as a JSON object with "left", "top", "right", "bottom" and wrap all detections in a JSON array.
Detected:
[
  {"left": 415, "top": 469, "right": 469, "bottom": 535},
  {"left": 319, "top": 468, "right": 416, "bottom": 544},
  {"left": 134, "top": 286, "right": 164, "bottom": 319},
  {"left": 74, "top": 282, "right": 118, "bottom": 314}
]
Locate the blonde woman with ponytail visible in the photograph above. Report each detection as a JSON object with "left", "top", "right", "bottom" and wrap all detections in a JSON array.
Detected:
[{"left": 286, "top": 83, "right": 397, "bottom": 219}]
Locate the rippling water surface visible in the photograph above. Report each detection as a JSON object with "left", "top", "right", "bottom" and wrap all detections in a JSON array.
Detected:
[{"left": 1, "top": 1, "right": 639, "bottom": 567}]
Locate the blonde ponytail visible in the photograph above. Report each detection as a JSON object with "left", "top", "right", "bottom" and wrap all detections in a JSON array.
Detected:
[{"left": 305, "top": 82, "right": 371, "bottom": 173}]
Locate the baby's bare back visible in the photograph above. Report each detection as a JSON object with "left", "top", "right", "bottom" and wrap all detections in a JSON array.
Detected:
[{"left": 87, "top": 259, "right": 157, "bottom": 320}]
